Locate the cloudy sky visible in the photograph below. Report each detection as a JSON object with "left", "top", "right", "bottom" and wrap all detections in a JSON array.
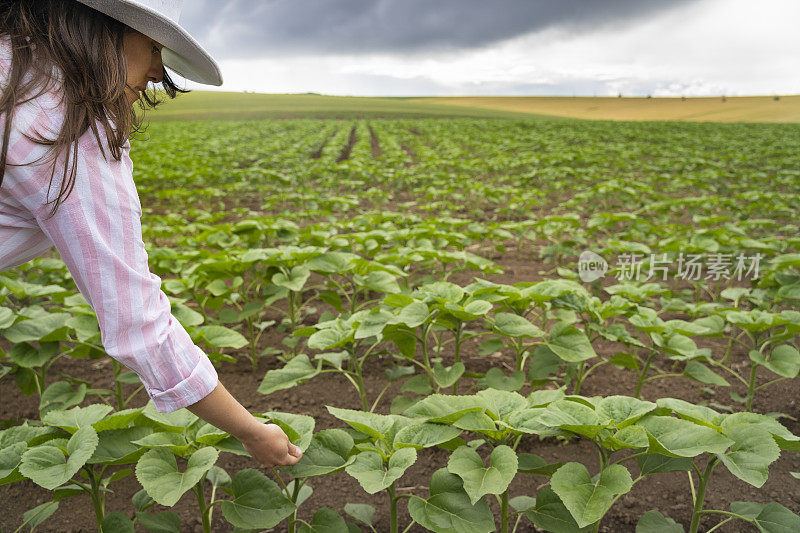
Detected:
[{"left": 175, "top": 0, "right": 800, "bottom": 97}]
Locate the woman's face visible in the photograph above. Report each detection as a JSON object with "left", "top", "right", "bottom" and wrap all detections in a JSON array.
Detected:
[{"left": 122, "top": 30, "right": 164, "bottom": 105}]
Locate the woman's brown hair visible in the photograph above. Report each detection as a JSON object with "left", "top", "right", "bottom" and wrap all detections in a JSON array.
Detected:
[{"left": 0, "top": 0, "right": 187, "bottom": 215}]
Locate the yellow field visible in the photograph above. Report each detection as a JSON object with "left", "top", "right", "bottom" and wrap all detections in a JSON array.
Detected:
[{"left": 410, "top": 95, "right": 800, "bottom": 123}]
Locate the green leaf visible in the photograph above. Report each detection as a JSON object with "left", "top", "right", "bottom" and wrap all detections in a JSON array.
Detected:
[
  {"left": 407, "top": 468, "right": 495, "bottom": 533},
  {"left": 0, "top": 306, "right": 14, "bottom": 329},
  {"left": 596, "top": 396, "right": 657, "bottom": 428},
  {"left": 344, "top": 503, "right": 376, "bottom": 526},
  {"left": 539, "top": 400, "right": 609, "bottom": 439},
  {"left": 493, "top": 313, "right": 544, "bottom": 338},
  {"left": 638, "top": 416, "right": 732, "bottom": 457},
  {"left": 750, "top": 345, "right": 800, "bottom": 378},
  {"left": 66, "top": 314, "right": 100, "bottom": 342},
  {"left": 93, "top": 407, "right": 145, "bottom": 432},
  {"left": 219, "top": 468, "right": 295, "bottom": 529},
  {"left": 523, "top": 486, "right": 589, "bottom": 533},
  {"left": 418, "top": 281, "right": 465, "bottom": 303},
  {"left": 0, "top": 442, "right": 26, "bottom": 480},
  {"left": 717, "top": 425, "right": 780, "bottom": 487},
  {"left": 42, "top": 404, "right": 114, "bottom": 433},
  {"left": 608, "top": 352, "right": 640, "bottom": 370},
  {"left": 517, "top": 453, "right": 562, "bottom": 476},
  {"left": 136, "top": 511, "right": 180, "bottom": 533},
  {"left": 447, "top": 445, "right": 517, "bottom": 505},
  {"left": 475, "top": 388, "right": 528, "bottom": 420},
  {"left": 90, "top": 427, "right": 151, "bottom": 465},
  {"left": 9, "top": 342, "right": 60, "bottom": 370},
  {"left": 195, "top": 325, "right": 247, "bottom": 349},
  {"left": 683, "top": 361, "right": 729, "bottom": 386},
  {"left": 101, "top": 511, "right": 135, "bottom": 533},
  {"left": 361, "top": 271, "right": 401, "bottom": 294},
  {"left": 39, "top": 381, "right": 87, "bottom": 414},
  {"left": 355, "top": 307, "right": 394, "bottom": 339},
  {"left": 19, "top": 426, "right": 99, "bottom": 490},
  {"left": 551, "top": 462, "right": 633, "bottom": 528},
  {"left": 394, "top": 423, "right": 462, "bottom": 450},
  {"left": 656, "top": 398, "right": 722, "bottom": 427},
  {"left": 135, "top": 446, "right": 218, "bottom": 506},
  {"left": 141, "top": 401, "right": 198, "bottom": 431},
  {"left": 297, "top": 507, "right": 349, "bottom": 533},
  {"left": 730, "top": 501, "right": 800, "bottom": 533},
  {"left": 477, "top": 368, "right": 525, "bottom": 392},
  {"left": 392, "top": 301, "right": 430, "bottom": 328},
  {"left": 720, "top": 412, "right": 799, "bottom": 444},
  {"left": 346, "top": 447, "right": 417, "bottom": 494},
  {"left": 258, "top": 355, "right": 319, "bottom": 395},
  {"left": 172, "top": 303, "right": 204, "bottom": 328},
  {"left": 272, "top": 265, "right": 311, "bottom": 292},
  {"left": 307, "top": 326, "right": 353, "bottom": 350},
  {"left": 1, "top": 313, "right": 70, "bottom": 343},
  {"left": 636, "top": 454, "right": 693, "bottom": 476},
  {"left": 326, "top": 406, "right": 399, "bottom": 441},
  {"left": 405, "top": 394, "right": 483, "bottom": 424},
  {"left": 546, "top": 322, "right": 597, "bottom": 362},
  {"left": 132, "top": 432, "right": 189, "bottom": 455},
  {"left": 22, "top": 501, "right": 59, "bottom": 530},
  {"left": 132, "top": 488, "right": 154, "bottom": 511},
  {"left": 636, "top": 510, "right": 684, "bottom": 533},
  {"left": 433, "top": 362, "right": 465, "bottom": 388}
]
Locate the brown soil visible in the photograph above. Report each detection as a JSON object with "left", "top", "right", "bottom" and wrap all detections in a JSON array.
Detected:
[
  {"left": 310, "top": 127, "right": 339, "bottom": 159},
  {"left": 368, "top": 125, "right": 381, "bottom": 158},
  {"left": 336, "top": 125, "right": 358, "bottom": 163},
  {"left": 2, "top": 247, "right": 798, "bottom": 533}
]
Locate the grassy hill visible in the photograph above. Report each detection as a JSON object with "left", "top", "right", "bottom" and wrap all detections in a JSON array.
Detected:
[
  {"left": 146, "top": 91, "right": 800, "bottom": 123},
  {"left": 146, "top": 92, "right": 550, "bottom": 121}
]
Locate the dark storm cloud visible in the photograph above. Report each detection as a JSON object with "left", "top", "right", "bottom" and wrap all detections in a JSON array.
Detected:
[{"left": 179, "top": 0, "right": 698, "bottom": 58}]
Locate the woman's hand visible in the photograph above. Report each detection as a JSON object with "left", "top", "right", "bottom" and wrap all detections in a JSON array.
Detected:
[
  {"left": 239, "top": 422, "right": 303, "bottom": 468},
  {"left": 185, "top": 381, "right": 302, "bottom": 467}
]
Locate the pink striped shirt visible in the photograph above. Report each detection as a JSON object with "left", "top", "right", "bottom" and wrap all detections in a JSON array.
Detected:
[{"left": 0, "top": 38, "right": 217, "bottom": 412}]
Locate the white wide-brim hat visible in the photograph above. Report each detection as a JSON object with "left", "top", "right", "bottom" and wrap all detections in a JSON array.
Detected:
[{"left": 74, "top": 0, "right": 222, "bottom": 86}]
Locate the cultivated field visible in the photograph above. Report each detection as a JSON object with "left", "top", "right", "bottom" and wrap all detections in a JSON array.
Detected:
[
  {"left": 2, "top": 110, "right": 800, "bottom": 533},
  {"left": 146, "top": 91, "right": 800, "bottom": 123},
  {"left": 411, "top": 95, "right": 800, "bottom": 123}
]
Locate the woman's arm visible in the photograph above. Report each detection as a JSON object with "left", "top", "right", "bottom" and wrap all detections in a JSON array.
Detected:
[
  {"left": 5, "top": 115, "right": 299, "bottom": 467},
  {"left": 186, "top": 381, "right": 302, "bottom": 466}
]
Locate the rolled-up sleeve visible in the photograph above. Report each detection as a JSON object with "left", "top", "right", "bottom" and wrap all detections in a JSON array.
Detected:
[{"left": 18, "top": 125, "right": 218, "bottom": 412}]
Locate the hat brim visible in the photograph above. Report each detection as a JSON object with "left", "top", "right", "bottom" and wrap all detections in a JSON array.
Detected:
[{"left": 75, "top": 0, "right": 222, "bottom": 86}]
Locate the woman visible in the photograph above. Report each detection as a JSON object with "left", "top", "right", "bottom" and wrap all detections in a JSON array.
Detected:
[{"left": 0, "top": 0, "right": 301, "bottom": 468}]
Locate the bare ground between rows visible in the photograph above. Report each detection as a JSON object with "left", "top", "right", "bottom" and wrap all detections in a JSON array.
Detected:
[{"left": 2, "top": 248, "right": 799, "bottom": 532}]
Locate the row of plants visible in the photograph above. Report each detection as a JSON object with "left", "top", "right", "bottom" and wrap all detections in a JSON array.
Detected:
[{"left": 4, "top": 389, "right": 800, "bottom": 532}]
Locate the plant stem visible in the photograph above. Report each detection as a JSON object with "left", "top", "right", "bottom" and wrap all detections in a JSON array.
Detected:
[
  {"left": 193, "top": 478, "right": 210, "bottom": 533},
  {"left": 745, "top": 363, "right": 758, "bottom": 412},
  {"left": 453, "top": 323, "right": 462, "bottom": 395},
  {"left": 288, "top": 479, "right": 302, "bottom": 533},
  {"left": 573, "top": 362, "right": 584, "bottom": 395},
  {"left": 388, "top": 482, "right": 399, "bottom": 533},
  {"left": 500, "top": 489, "right": 510, "bottom": 533},
  {"left": 634, "top": 349, "right": 657, "bottom": 398},
  {"left": 112, "top": 360, "right": 125, "bottom": 410},
  {"left": 85, "top": 468, "right": 104, "bottom": 528},
  {"left": 688, "top": 457, "right": 718, "bottom": 533},
  {"left": 248, "top": 317, "right": 258, "bottom": 371}
]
